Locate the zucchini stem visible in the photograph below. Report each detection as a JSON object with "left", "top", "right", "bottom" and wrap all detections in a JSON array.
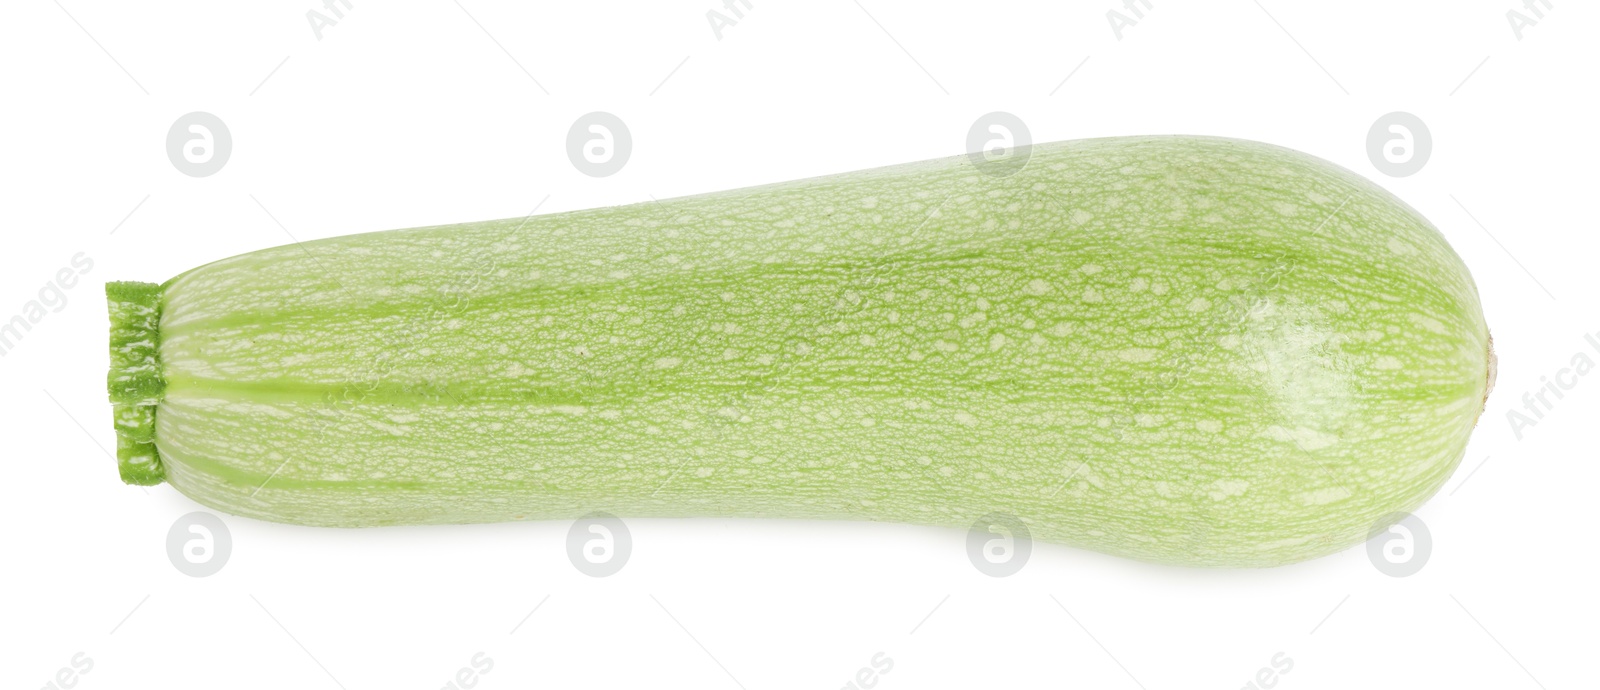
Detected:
[{"left": 106, "top": 281, "right": 165, "bottom": 485}]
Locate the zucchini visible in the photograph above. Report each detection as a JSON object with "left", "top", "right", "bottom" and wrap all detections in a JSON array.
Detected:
[{"left": 106, "top": 136, "right": 1491, "bottom": 567}]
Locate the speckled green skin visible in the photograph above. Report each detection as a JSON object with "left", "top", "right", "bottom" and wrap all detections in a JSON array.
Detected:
[{"left": 107, "top": 137, "right": 1489, "bottom": 566}]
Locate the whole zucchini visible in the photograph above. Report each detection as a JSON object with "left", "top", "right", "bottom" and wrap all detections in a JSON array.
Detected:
[{"left": 107, "top": 136, "right": 1492, "bottom": 566}]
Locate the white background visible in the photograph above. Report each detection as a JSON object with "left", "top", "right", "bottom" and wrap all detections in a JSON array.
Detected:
[{"left": 2, "top": 1, "right": 1595, "bottom": 688}]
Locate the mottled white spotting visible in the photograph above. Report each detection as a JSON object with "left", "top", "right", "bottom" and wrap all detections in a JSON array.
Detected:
[
  {"left": 1080, "top": 263, "right": 1103, "bottom": 275},
  {"left": 1386, "top": 238, "right": 1415, "bottom": 255},
  {"left": 1135, "top": 413, "right": 1158, "bottom": 427},
  {"left": 1208, "top": 478, "right": 1250, "bottom": 501},
  {"left": 1082, "top": 287, "right": 1103, "bottom": 303},
  {"left": 1196, "top": 419, "right": 1224, "bottom": 433},
  {"left": 366, "top": 420, "right": 409, "bottom": 436},
  {"left": 1151, "top": 282, "right": 1169, "bottom": 296},
  {"left": 1297, "top": 486, "right": 1352, "bottom": 505},
  {"left": 934, "top": 340, "right": 958, "bottom": 353},
  {"left": 954, "top": 411, "right": 978, "bottom": 427},
  {"left": 1153, "top": 481, "right": 1177, "bottom": 498},
  {"left": 653, "top": 357, "right": 681, "bottom": 369},
  {"left": 859, "top": 335, "right": 876, "bottom": 347},
  {"left": 1023, "top": 279, "right": 1051, "bottom": 296},
  {"left": 1273, "top": 201, "right": 1300, "bottom": 216},
  {"left": 860, "top": 418, "right": 876, "bottom": 427},
  {"left": 975, "top": 298, "right": 991, "bottom": 311},
  {"left": 907, "top": 350, "right": 925, "bottom": 361},
  {"left": 1308, "top": 191, "right": 1331, "bottom": 204},
  {"left": 1048, "top": 322, "right": 1074, "bottom": 337},
  {"left": 1118, "top": 348, "right": 1157, "bottom": 363},
  {"left": 1064, "top": 461, "right": 1105, "bottom": 488},
  {"left": 1187, "top": 298, "right": 1211, "bottom": 312},
  {"left": 1410, "top": 313, "right": 1450, "bottom": 335},
  {"left": 1373, "top": 355, "right": 1404, "bottom": 370},
  {"left": 1130, "top": 277, "right": 1149, "bottom": 292},
  {"left": 1069, "top": 209, "right": 1094, "bottom": 225},
  {"left": 989, "top": 333, "right": 1008, "bottom": 351},
  {"left": 1218, "top": 334, "right": 1241, "bottom": 350},
  {"left": 695, "top": 467, "right": 715, "bottom": 478},
  {"left": 1266, "top": 425, "right": 1338, "bottom": 451},
  {"left": 860, "top": 196, "right": 879, "bottom": 209},
  {"left": 915, "top": 456, "right": 932, "bottom": 466}
]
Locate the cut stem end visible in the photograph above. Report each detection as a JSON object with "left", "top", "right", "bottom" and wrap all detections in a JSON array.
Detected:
[{"left": 107, "top": 281, "right": 166, "bottom": 485}]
